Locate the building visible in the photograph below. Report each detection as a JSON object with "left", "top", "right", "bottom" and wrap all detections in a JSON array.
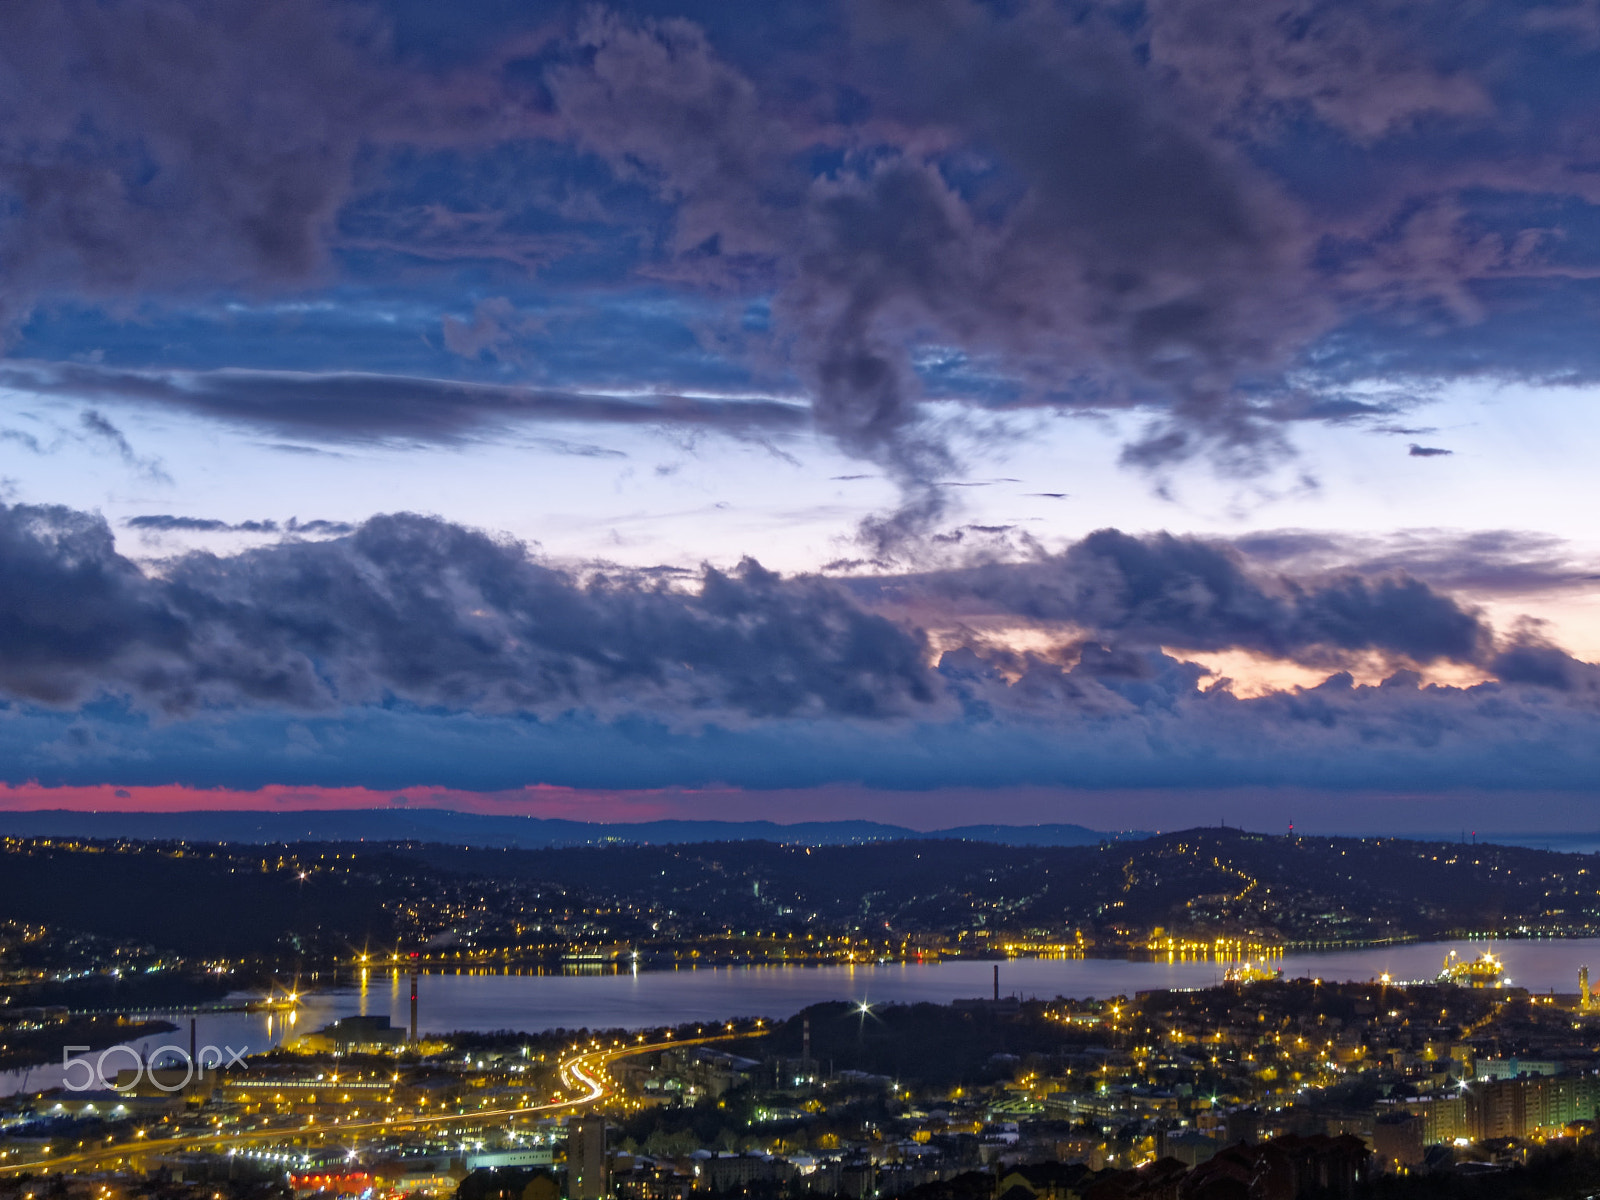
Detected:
[
  {"left": 996, "top": 1161, "right": 1096, "bottom": 1200},
  {"left": 1378, "top": 1094, "right": 1469, "bottom": 1147},
  {"left": 465, "top": 1149, "right": 555, "bottom": 1170},
  {"left": 372, "top": 1159, "right": 466, "bottom": 1197},
  {"left": 1478, "top": 1074, "right": 1600, "bottom": 1137},
  {"left": 567, "top": 1116, "right": 607, "bottom": 1200},
  {"left": 219, "top": 1075, "right": 395, "bottom": 1115},
  {"left": 1157, "top": 1131, "right": 1221, "bottom": 1168},
  {"left": 1176, "top": 1135, "right": 1368, "bottom": 1200},
  {"left": 1381, "top": 1075, "right": 1600, "bottom": 1146},
  {"left": 1372, "top": 1113, "right": 1425, "bottom": 1173},
  {"left": 290, "top": 1171, "right": 372, "bottom": 1197},
  {"left": 699, "top": 1154, "right": 793, "bottom": 1193},
  {"left": 1476, "top": 1057, "right": 1561, "bottom": 1080},
  {"left": 838, "top": 1158, "right": 876, "bottom": 1200},
  {"left": 658, "top": 1047, "right": 760, "bottom": 1099},
  {"left": 112, "top": 1065, "right": 216, "bottom": 1105},
  {"left": 290, "top": 1014, "right": 408, "bottom": 1054},
  {"left": 613, "top": 1160, "right": 694, "bottom": 1200}
]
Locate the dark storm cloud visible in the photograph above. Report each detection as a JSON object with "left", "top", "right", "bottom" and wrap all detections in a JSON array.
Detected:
[
  {"left": 0, "top": 503, "right": 1526, "bottom": 722},
  {"left": 524, "top": 0, "right": 1600, "bottom": 533},
  {"left": 3, "top": 0, "right": 1600, "bottom": 531},
  {"left": 8, "top": 501, "right": 1575, "bottom": 727},
  {"left": 859, "top": 529, "right": 1493, "bottom": 667},
  {"left": 544, "top": 1, "right": 1320, "bottom": 537},
  {"left": 127, "top": 515, "right": 280, "bottom": 533},
  {"left": 1229, "top": 529, "right": 1600, "bottom": 597},
  {"left": 7, "top": 642, "right": 1600, "bottom": 794},
  {"left": 0, "top": 362, "right": 807, "bottom": 443},
  {"left": 846, "top": 2, "right": 1318, "bottom": 447},
  {"left": 0, "top": 0, "right": 401, "bottom": 327},
  {"left": 0, "top": 0, "right": 560, "bottom": 323},
  {"left": 0, "top": 501, "right": 1593, "bottom": 791},
  {"left": 0, "top": 503, "right": 935, "bottom": 719},
  {"left": 285, "top": 518, "right": 356, "bottom": 536},
  {"left": 922, "top": 644, "right": 1600, "bottom": 792},
  {"left": 1143, "top": 0, "right": 1492, "bottom": 143},
  {"left": 1490, "top": 635, "right": 1600, "bottom": 694},
  {"left": 0, "top": 503, "right": 189, "bottom": 706}
]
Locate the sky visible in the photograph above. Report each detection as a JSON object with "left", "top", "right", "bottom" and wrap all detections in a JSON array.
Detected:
[{"left": 3, "top": 0, "right": 1600, "bottom": 833}]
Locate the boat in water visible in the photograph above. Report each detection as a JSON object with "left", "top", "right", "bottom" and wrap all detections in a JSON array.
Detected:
[
  {"left": 1438, "top": 949, "right": 1503, "bottom": 986},
  {"left": 1223, "top": 961, "right": 1282, "bottom": 984}
]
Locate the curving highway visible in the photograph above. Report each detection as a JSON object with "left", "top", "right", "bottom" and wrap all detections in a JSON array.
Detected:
[{"left": 0, "top": 1029, "right": 751, "bottom": 1178}]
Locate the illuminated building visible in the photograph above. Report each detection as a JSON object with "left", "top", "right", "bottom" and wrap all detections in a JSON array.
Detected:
[{"left": 567, "top": 1115, "right": 607, "bottom": 1200}]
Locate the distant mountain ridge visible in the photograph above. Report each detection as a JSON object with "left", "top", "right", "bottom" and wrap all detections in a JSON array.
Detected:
[{"left": 0, "top": 808, "right": 1149, "bottom": 848}]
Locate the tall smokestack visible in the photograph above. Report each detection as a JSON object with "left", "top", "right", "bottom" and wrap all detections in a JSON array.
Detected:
[
  {"left": 189, "top": 1017, "right": 197, "bottom": 1061},
  {"left": 409, "top": 968, "right": 419, "bottom": 1043},
  {"left": 993, "top": 964, "right": 999, "bottom": 1002}
]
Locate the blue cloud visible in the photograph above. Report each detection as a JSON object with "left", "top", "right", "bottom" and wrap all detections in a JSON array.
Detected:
[
  {"left": 6, "top": 0, "right": 1600, "bottom": 523},
  {"left": 6, "top": 670, "right": 1600, "bottom": 794},
  {"left": 0, "top": 501, "right": 1591, "bottom": 795}
]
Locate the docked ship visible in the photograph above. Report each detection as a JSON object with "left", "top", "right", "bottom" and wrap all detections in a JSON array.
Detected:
[
  {"left": 1438, "top": 948, "right": 1503, "bottom": 986},
  {"left": 1223, "top": 961, "right": 1282, "bottom": 984}
]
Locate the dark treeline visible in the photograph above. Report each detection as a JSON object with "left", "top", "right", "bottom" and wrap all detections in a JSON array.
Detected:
[{"left": 732, "top": 1000, "right": 1100, "bottom": 1087}]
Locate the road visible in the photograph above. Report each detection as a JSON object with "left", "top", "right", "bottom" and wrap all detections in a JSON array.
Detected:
[{"left": 0, "top": 1029, "right": 751, "bottom": 1178}]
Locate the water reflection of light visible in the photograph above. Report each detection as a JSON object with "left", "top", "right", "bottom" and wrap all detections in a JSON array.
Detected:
[{"left": 5, "top": 941, "right": 1600, "bottom": 1100}]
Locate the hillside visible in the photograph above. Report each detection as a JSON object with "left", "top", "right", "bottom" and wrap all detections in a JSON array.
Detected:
[
  {"left": 392, "top": 827, "right": 1600, "bottom": 945},
  {"left": 3, "top": 828, "right": 1597, "bottom": 964},
  {"left": 0, "top": 809, "right": 1141, "bottom": 848}
]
